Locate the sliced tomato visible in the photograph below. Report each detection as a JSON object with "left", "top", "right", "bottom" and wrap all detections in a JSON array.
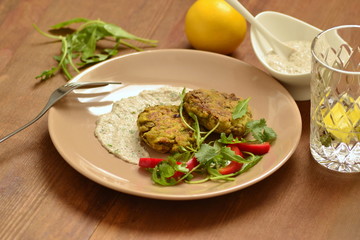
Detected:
[{"left": 235, "top": 142, "right": 270, "bottom": 155}]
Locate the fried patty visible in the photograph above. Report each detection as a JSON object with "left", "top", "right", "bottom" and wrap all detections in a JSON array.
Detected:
[
  {"left": 137, "top": 105, "right": 195, "bottom": 153},
  {"left": 183, "top": 89, "right": 252, "bottom": 136}
]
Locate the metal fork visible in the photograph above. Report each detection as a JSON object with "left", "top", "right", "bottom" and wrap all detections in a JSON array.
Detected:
[{"left": 0, "top": 81, "right": 122, "bottom": 143}]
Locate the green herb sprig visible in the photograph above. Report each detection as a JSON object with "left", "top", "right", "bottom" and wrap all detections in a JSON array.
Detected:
[{"left": 34, "top": 18, "right": 158, "bottom": 80}]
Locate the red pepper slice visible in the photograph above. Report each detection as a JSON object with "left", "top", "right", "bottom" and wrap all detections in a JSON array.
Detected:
[
  {"left": 219, "top": 161, "right": 243, "bottom": 175},
  {"left": 218, "top": 145, "right": 244, "bottom": 175},
  {"left": 139, "top": 158, "right": 164, "bottom": 168},
  {"left": 139, "top": 157, "right": 199, "bottom": 179},
  {"left": 172, "top": 157, "right": 199, "bottom": 179},
  {"left": 228, "top": 144, "right": 244, "bottom": 157},
  {"left": 186, "top": 157, "right": 199, "bottom": 171},
  {"left": 234, "top": 142, "right": 270, "bottom": 155}
]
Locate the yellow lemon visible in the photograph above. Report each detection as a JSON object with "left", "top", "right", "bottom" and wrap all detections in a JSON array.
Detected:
[
  {"left": 321, "top": 94, "right": 360, "bottom": 143},
  {"left": 185, "top": 0, "right": 247, "bottom": 54}
]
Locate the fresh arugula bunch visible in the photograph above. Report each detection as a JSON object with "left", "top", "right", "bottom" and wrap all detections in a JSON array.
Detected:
[
  {"left": 148, "top": 90, "right": 277, "bottom": 186},
  {"left": 34, "top": 18, "right": 158, "bottom": 80}
]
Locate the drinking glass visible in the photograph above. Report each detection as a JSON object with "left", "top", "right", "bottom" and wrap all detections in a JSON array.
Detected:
[{"left": 310, "top": 25, "right": 360, "bottom": 173}]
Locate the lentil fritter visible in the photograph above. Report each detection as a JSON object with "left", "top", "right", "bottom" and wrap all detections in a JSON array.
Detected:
[
  {"left": 137, "top": 105, "right": 195, "bottom": 153},
  {"left": 183, "top": 89, "right": 252, "bottom": 136}
]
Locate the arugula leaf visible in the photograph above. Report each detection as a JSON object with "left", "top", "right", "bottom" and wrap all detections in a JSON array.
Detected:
[
  {"left": 104, "top": 24, "right": 151, "bottom": 42},
  {"left": 34, "top": 18, "right": 158, "bottom": 81},
  {"left": 220, "top": 146, "right": 250, "bottom": 163},
  {"left": 232, "top": 98, "right": 250, "bottom": 119},
  {"left": 246, "top": 119, "right": 277, "bottom": 143},
  {"left": 104, "top": 48, "right": 118, "bottom": 57},
  {"left": 35, "top": 67, "right": 58, "bottom": 80},
  {"left": 207, "top": 167, "right": 225, "bottom": 178},
  {"left": 51, "top": 17, "right": 90, "bottom": 29},
  {"left": 240, "top": 155, "right": 263, "bottom": 173}
]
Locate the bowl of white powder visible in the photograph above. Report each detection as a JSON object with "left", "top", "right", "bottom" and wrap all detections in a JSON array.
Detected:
[{"left": 250, "top": 11, "right": 321, "bottom": 101}]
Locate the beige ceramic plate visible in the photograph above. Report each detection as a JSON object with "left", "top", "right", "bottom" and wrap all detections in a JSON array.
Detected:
[{"left": 48, "top": 49, "right": 301, "bottom": 200}]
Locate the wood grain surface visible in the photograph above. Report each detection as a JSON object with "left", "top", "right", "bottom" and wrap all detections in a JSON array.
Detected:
[{"left": 0, "top": 0, "right": 359, "bottom": 239}]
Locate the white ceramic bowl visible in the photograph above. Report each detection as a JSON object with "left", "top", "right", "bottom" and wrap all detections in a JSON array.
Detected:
[{"left": 250, "top": 11, "right": 322, "bottom": 101}]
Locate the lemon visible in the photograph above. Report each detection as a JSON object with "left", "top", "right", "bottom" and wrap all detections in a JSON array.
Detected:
[
  {"left": 185, "top": 0, "right": 247, "bottom": 54},
  {"left": 321, "top": 94, "right": 360, "bottom": 143}
]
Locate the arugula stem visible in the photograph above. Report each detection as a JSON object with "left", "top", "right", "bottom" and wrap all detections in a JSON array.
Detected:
[
  {"left": 134, "top": 38, "right": 158, "bottom": 45},
  {"left": 119, "top": 39, "right": 143, "bottom": 51},
  {"left": 198, "top": 121, "right": 220, "bottom": 146},
  {"left": 176, "top": 164, "right": 202, "bottom": 184},
  {"left": 67, "top": 53, "right": 80, "bottom": 74},
  {"left": 178, "top": 90, "right": 212, "bottom": 137},
  {"left": 210, "top": 176, "right": 236, "bottom": 181},
  {"left": 33, "top": 24, "right": 62, "bottom": 40},
  {"left": 58, "top": 38, "right": 73, "bottom": 80},
  {"left": 61, "top": 62, "right": 73, "bottom": 80},
  {"left": 191, "top": 113, "right": 202, "bottom": 149},
  {"left": 76, "top": 19, "right": 104, "bottom": 32},
  {"left": 185, "top": 177, "right": 210, "bottom": 184}
]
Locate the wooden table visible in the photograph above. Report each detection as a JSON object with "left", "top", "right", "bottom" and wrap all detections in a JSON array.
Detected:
[{"left": 1, "top": 0, "right": 359, "bottom": 239}]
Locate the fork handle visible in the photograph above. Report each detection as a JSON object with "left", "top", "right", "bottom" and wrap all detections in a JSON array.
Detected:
[{"left": 0, "top": 103, "right": 52, "bottom": 143}]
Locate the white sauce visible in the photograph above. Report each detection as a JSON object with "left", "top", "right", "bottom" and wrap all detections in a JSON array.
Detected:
[
  {"left": 265, "top": 40, "right": 312, "bottom": 74},
  {"left": 94, "top": 87, "right": 184, "bottom": 164}
]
